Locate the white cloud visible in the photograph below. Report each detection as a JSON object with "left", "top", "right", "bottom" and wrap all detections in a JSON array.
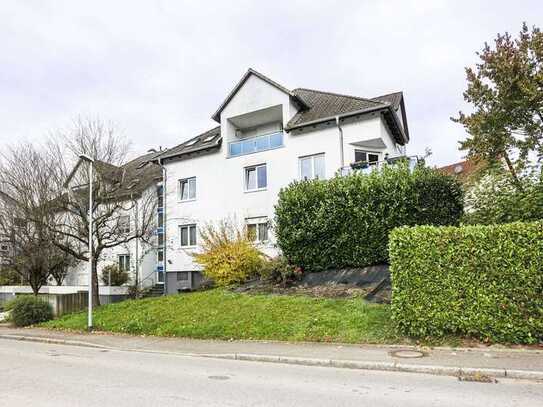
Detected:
[{"left": 0, "top": 0, "right": 539, "bottom": 166}]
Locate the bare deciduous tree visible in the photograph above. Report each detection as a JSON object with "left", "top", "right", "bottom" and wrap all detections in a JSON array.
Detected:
[
  {"left": 0, "top": 144, "right": 74, "bottom": 295},
  {"left": 48, "top": 118, "right": 159, "bottom": 306}
]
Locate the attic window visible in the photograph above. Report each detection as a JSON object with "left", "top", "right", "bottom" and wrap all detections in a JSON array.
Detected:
[
  {"left": 136, "top": 162, "right": 148, "bottom": 169},
  {"left": 454, "top": 165, "right": 463, "bottom": 174},
  {"left": 184, "top": 139, "right": 198, "bottom": 147},
  {"left": 203, "top": 135, "right": 216, "bottom": 143}
]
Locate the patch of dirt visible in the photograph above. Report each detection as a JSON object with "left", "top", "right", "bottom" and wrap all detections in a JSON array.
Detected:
[{"left": 233, "top": 281, "right": 377, "bottom": 299}]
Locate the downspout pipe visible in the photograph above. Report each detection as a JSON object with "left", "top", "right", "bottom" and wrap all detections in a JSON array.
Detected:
[
  {"left": 158, "top": 157, "right": 167, "bottom": 296},
  {"left": 336, "top": 116, "right": 345, "bottom": 168}
]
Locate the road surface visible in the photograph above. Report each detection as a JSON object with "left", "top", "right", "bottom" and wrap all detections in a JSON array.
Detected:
[{"left": 1, "top": 339, "right": 541, "bottom": 407}]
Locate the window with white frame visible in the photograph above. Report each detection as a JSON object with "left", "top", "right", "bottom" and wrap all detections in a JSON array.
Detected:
[
  {"left": 246, "top": 218, "right": 269, "bottom": 242},
  {"left": 299, "top": 153, "right": 325, "bottom": 180},
  {"left": 180, "top": 224, "right": 197, "bottom": 247},
  {"left": 354, "top": 150, "right": 379, "bottom": 166},
  {"left": 118, "top": 254, "right": 130, "bottom": 272},
  {"left": 244, "top": 164, "right": 267, "bottom": 191},
  {"left": 179, "top": 177, "right": 196, "bottom": 201},
  {"left": 118, "top": 215, "right": 130, "bottom": 234}
]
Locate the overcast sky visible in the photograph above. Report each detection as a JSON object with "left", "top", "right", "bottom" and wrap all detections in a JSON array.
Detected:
[{"left": 1, "top": 1, "right": 540, "bottom": 166}]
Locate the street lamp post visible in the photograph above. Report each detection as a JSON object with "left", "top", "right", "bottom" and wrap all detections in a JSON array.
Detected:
[{"left": 79, "top": 154, "right": 94, "bottom": 331}]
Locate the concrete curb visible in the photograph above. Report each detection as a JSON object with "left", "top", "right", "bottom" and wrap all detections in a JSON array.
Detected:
[
  {"left": 0, "top": 334, "right": 109, "bottom": 350},
  {"left": 2, "top": 333, "right": 541, "bottom": 381}
]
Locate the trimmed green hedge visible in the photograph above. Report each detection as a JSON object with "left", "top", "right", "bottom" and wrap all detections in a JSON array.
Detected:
[
  {"left": 274, "top": 163, "right": 463, "bottom": 271},
  {"left": 389, "top": 222, "right": 543, "bottom": 343}
]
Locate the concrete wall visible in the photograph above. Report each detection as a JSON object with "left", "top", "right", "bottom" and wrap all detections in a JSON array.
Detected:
[{"left": 0, "top": 285, "right": 130, "bottom": 310}]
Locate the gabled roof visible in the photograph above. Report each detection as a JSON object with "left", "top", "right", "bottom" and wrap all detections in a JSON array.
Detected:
[
  {"left": 155, "top": 126, "right": 222, "bottom": 162},
  {"left": 287, "top": 88, "right": 386, "bottom": 128},
  {"left": 286, "top": 88, "right": 409, "bottom": 144},
  {"left": 370, "top": 91, "right": 403, "bottom": 110},
  {"left": 211, "top": 68, "right": 309, "bottom": 122},
  {"left": 158, "top": 71, "right": 410, "bottom": 162}
]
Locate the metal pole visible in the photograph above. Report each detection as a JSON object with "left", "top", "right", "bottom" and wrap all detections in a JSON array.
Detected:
[{"left": 88, "top": 160, "right": 93, "bottom": 331}]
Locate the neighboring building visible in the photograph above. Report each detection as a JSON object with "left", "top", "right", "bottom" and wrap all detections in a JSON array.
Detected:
[
  {"left": 63, "top": 150, "right": 164, "bottom": 291},
  {"left": 438, "top": 159, "right": 487, "bottom": 184},
  {"left": 153, "top": 68, "right": 410, "bottom": 294}
]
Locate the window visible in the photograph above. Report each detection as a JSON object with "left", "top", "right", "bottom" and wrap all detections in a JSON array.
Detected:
[
  {"left": 246, "top": 218, "right": 269, "bottom": 242},
  {"left": 157, "top": 185, "right": 164, "bottom": 208},
  {"left": 177, "top": 272, "right": 189, "bottom": 281},
  {"left": 354, "top": 150, "right": 379, "bottom": 165},
  {"left": 157, "top": 249, "right": 164, "bottom": 262},
  {"left": 299, "top": 154, "right": 325, "bottom": 180},
  {"left": 180, "top": 224, "right": 197, "bottom": 247},
  {"left": 245, "top": 164, "right": 267, "bottom": 191},
  {"left": 118, "top": 215, "right": 130, "bottom": 234},
  {"left": 179, "top": 177, "right": 196, "bottom": 201},
  {"left": 158, "top": 212, "right": 164, "bottom": 228},
  {"left": 118, "top": 254, "right": 130, "bottom": 272}
]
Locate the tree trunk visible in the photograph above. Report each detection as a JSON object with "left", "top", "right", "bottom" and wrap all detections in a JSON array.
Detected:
[
  {"left": 503, "top": 152, "right": 524, "bottom": 192},
  {"left": 91, "top": 258, "right": 100, "bottom": 307}
]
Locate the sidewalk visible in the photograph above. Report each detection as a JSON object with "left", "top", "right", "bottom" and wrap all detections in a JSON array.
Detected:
[{"left": 1, "top": 325, "right": 542, "bottom": 381}]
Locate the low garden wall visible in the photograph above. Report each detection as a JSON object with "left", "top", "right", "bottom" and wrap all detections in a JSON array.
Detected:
[
  {"left": 389, "top": 221, "right": 543, "bottom": 343},
  {"left": 0, "top": 285, "right": 130, "bottom": 315}
]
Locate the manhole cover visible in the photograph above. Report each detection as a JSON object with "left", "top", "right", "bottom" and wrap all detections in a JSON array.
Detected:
[
  {"left": 208, "top": 375, "right": 230, "bottom": 381},
  {"left": 390, "top": 350, "right": 425, "bottom": 359}
]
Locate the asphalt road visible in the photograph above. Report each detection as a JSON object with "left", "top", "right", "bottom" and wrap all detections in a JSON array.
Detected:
[{"left": 1, "top": 339, "right": 541, "bottom": 407}]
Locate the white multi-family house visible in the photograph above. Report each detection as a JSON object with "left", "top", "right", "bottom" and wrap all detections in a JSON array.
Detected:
[
  {"left": 154, "top": 69, "right": 410, "bottom": 294},
  {"left": 62, "top": 151, "right": 164, "bottom": 294}
]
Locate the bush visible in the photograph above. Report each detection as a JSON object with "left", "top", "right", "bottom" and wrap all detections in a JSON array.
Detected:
[
  {"left": 8, "top": 296, "right": 53, "bottom": 327},
  {"left": 0, "top": 268, "right": 21, "bottom": 285},
  {"left": 463, "top": 166, "right": 543, "bottom": 225},
  {"left": 275, "top": 162, "right": 463, "bottom": 271},
  {"left": 194, "top": 219, "right": 264, "bottom": 286},
  {"left": 389, "top": 222, "right": 543, "bottom": 343},
  {"left": 259, "top": 256, "right": 303, "bottom": 285},
  {"left": 100, "top": 264, "right": 130, "bottom": 286}
]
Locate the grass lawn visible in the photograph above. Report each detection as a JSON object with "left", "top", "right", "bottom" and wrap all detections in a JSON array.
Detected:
[{"left": 43, "top": 289, "right": 400, "bottom": 344}]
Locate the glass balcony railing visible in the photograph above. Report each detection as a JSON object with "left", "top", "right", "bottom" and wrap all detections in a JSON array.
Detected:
[{"left": 228, "top": 131, "right": 284, "bottom": 157}]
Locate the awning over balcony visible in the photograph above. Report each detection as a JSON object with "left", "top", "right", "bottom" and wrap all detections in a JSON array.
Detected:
[{"left": 350, "top": 138, "right": 387, "bottom": 150}]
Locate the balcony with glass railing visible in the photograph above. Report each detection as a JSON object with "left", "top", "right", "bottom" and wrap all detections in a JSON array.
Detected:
[
  {"left": 340, "top": 155, "right": 419, "bottom": 176},
  {"left": 228, "top": 131, "right": 284, "bottom": 157}
]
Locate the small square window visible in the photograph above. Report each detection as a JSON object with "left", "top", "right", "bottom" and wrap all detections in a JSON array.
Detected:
[
  {"left": 118, "top": 254, "right": 130, "bottom": 272},
  {"left": 354, "top": 150, "right": 379, "bottom": 165},
  {"left": 179, "top": 177, "right": 196, "bottom": 201},
  {"left": 246, "top": 218, "right": 269, "bottom": 242},
  {"left": 177, "top": 271, "right": 189, "bottom": 281},
  {"left": 118, "top": 215, "right": 130, "bottom": 234},
  {"left": 180, "top": 224, "right": 197, "bottom": 247},
  {"left": 299, "top": 154, "right": 325, "bottom": 180},
  {"left": 245, "top": 164, "right": 267, "bottom": 191}
]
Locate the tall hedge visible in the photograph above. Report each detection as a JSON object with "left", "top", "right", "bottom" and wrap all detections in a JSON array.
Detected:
[
  {"left": 389, "top": 222, "right": 543, "bottom": 343},
  {"left": 274, "top": 163, "right": 463, "bottom": 271}
]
